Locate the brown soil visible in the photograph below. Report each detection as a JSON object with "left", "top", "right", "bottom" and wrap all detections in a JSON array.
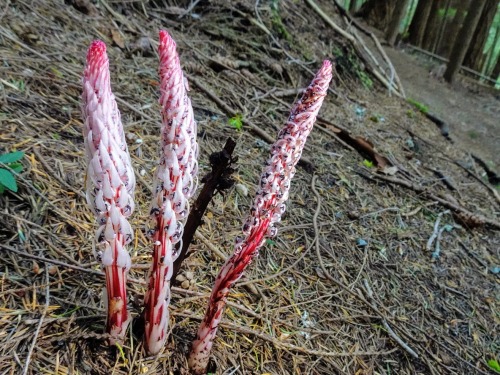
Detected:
[
  {"left": 0, "top": 1, "right": 498, "bottom": 375},
  {"left": 384, "top": 45, "right": 500, "bottom": 171}
]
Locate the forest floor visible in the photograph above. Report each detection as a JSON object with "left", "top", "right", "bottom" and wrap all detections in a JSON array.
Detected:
[
  {"left": 383, "top": 44, "right": 500, "bottom": 171},
  {"left": 0, "top": 1, "right": 499, "bottom": 375}
]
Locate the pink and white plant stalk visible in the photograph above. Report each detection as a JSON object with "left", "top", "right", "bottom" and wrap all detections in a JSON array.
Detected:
[
  {"left": 188, "top": 60, "right": 333, "bottom": 373},
  {"left": 81, "top": 41, "right": 136, "bottom": 341},
  {"left": 143, "top": 30, "right": 199, "bottom": 355}
]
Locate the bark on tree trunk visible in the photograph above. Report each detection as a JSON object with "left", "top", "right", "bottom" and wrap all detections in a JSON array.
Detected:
[
  {"left": 386, "top": 0, "right": 411, "bottom": 46},
  {"left": 463, "top": 0, "right": 498, "bottom": 71},
  {"left": 492, "top": 57, "right": 500, "bottom": 80},
  {"left": 441, "top": 0, "right": 470, "bottom": 58},
  {"left": 409, "top": 0, "right": 434, "bottom": 47},
  {"left": 357, "top": 0, "right": 396, "bottom": 31},
  {"left": 485, "top": 25, "right": 500, "bottom": 77},
  {"left": 433, "top": 0, "right": 452, "bottom": 53},
  {"left": 444, "top": 0, "right": 488, "bottom": 83},
  {"left": 422, "top": 0, "right": 443, "bottom": 51},
  {"left": 349, "top": 0, "right": 357, "bottom": 13}
]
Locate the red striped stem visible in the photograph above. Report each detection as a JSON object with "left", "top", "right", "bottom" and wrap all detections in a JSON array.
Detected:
[{"left": 188, "top": 60, "right": 333, "bottom": 374}]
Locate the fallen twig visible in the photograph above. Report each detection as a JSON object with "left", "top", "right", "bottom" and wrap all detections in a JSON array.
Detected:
[
  {"left": 172, "top": 138, "right": 237, "bottom": 283},
  {"left": 1, "top": 244, "right": 103, "bottom": 276},
  {"left": 431, "top": 224, "right": 452, "bottom": 260},
  {"left": 305, "top": 0, "right": 404, "bottom": 97},
  {"left": 371, "top": 173, "right": 500, "bottom": 230},
  {"left": 333, "top": 1, "right": 406, "bottom": 98},
  {"left": 22, "top": 267, "right": 50, "bottom": 375},
  {"left": 176, "top": 311, "right": 397, "bottom": 358},
  {"left": 33, "top": 147, "right": 86, "bottom": 199},
  {"left": 381, "top": 320, "right": 419, "bottom": 359},
  {"left": 426, "top": 210, "right": 450, "bottom": 251}
]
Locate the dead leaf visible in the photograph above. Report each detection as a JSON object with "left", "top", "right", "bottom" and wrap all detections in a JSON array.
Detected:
[
  {"left": 381, "top": 165, "right": 398, "bottom": 175},
  {"left": 111, "top": 30, "right": 125, "bottom": 49},
  {"left": 130, "top": 36, "right": 153, "bottom": 56}
]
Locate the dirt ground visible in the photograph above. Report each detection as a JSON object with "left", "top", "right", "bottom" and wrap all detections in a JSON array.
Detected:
[
  {"left": 383, "top": 45, "right": 500, "bottom": 171},
  {"left": 0, "top": 1, "right": 499, "bottom": 375}
]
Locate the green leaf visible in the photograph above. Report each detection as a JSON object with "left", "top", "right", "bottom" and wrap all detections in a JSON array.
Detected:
[
  {"left": 0, "top": 168, "right": 18, "bottom": 192},
  {"left": 266, "top": 239, "right": 276, "bottom": 246},
  {"left": 0, "top": 183, "right": 4, "bottom": 194},
  {"left": 10, "top": 163, "right": 23, "bottom": 173},
  {"left": 228, "top": 114, "right": 243, "bottom": 131},
  {"left": 488, "top": 359, "right": 500, "bottom": 373},
  {"left": 363, "top": 159, "right": 374, "bottom": 168},
  {"left": 0, "top": 151, "right": 24, "bottom": 164}
]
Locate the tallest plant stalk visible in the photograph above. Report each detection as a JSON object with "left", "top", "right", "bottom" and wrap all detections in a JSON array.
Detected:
[
  {"left": 143, "top": 30, "right": 199, "bottom": 355},
  {"left": 188, "top": 60, "right": 333, "bottom": 374},
  {"left": 81, "top": 41, "right": 136, "bottom": 341}
]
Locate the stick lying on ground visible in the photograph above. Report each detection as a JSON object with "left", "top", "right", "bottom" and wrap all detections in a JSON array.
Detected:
[
  {"left": 81, "top": 40, "right": 136, "bottom": 342},
  {"left": 188, "top": 60, "right": 333, "bottom": 374}
]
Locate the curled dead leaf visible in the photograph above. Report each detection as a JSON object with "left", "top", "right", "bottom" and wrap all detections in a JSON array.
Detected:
[{"left": 111, "top": 29, "right": 125, "bottom": 49}]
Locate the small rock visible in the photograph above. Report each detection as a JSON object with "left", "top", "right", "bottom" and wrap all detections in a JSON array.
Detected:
[
  {"left": 185, "top": 271, "right": 194, "bottom": 280},
  {"left": 356, "top": 238, "right": 368, "bottom": 248},
  {"left": 176, "top": 274, "right": 186, "bottom": 282},
  {"left": 130, "top": 36, "right": 153, "bottom": 57},
  {"left": 235, "top": 183, "right": 248, "bottom": 197},
  {"left": 126, "top": 132, "right": 137, "bottom": 141},
  {"left": 33, "top": 261, "right": 41, "bottom": 275},
  {"left": 181, "top": 280, "right": 190, "bottom": 289}
]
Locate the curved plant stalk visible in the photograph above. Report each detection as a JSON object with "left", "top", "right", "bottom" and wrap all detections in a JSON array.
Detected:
[
  {"left": 188, "top": 60, "right": 333, "bottom": 373},
  {"left": 144, "top": 30, "right": 199, "bottom": 355},
  {"left": 81, "top": 40, "right": 136, "bottom": 342}
]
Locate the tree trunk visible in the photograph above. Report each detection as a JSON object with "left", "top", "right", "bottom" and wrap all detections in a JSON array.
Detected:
[
  {"left": 463, "top": 0, "right": 498, "bottom": 71},
  {"left": 441, "top": 0, "right": 470, "bottom": 58},
  {"left": 432, "top": 0, "right": 452, "bottom": 53},
  {"left": 422, "top": 0, "right": 442, "bottom": 51},
  {"left": 386, "top": 0, "right": 412, "bottom": 46},
  {"left": 444, "top": 0, "right": 488, "bottom": 83},
  {"left": 349, "top": 0, "right": 358, "bottom": 13},
  {"left": 492, "top": 57, "right": 500, "bottom": 80},
  {"left": 408, "top": 0, "right": 434, "bottom": 47},
  {"left": 357, "top": 0, "right": 397, "bottom": 31},
  {"left": 485, "top": 25, "right": 500, "bottom": 77}
]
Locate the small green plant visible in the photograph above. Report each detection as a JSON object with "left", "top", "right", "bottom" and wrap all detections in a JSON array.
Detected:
[
  {"left": 407, "top": 98, "right": 429, "bottom": 114},
  {"left": 468, "top": 130, "right": 479, "bottom": 139},
  {"left": 358, "top": 70, "right": 373, "bottom": 89},
  {"left": 363, "top": 159, "right": 374, "bottom": 168},
  {"left": 406, "top": 109, "right": 416, "bottom": 118},
  {"left": 333, "top": 46, "right": 372, "bottom": 89},
  {"left": 0, "top": 151, "right": 24, "bottom": 194},
  {"left": 488, "top": 359, "right": 500, "bottom": 373},
  {"left": 270, "top": 0, "right": 292, "bottom": 41},
  {"left": 228, "top": 113, "right": 243, "bottom": 131}
]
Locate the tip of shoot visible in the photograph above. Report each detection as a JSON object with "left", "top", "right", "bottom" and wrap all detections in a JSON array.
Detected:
[{"left": 159, "top": 29, "right": 176, "bottom": 51}]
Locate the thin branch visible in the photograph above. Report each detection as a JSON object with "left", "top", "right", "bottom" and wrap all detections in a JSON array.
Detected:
[
  {"left": 22, "top": 267, "right": 50, "bottom": 375},
  {"left": 171, "top": 138, "right": 237, "bottom": 283}
]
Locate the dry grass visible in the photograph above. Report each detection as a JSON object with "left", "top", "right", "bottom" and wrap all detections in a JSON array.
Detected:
[{"left": 0, "top": 0, "right": 498, "bottom": 374}]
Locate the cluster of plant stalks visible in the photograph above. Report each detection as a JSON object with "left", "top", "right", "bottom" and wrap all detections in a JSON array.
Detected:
[{"left": 81, "top": 29, "right": 331, "bottom": 374}]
